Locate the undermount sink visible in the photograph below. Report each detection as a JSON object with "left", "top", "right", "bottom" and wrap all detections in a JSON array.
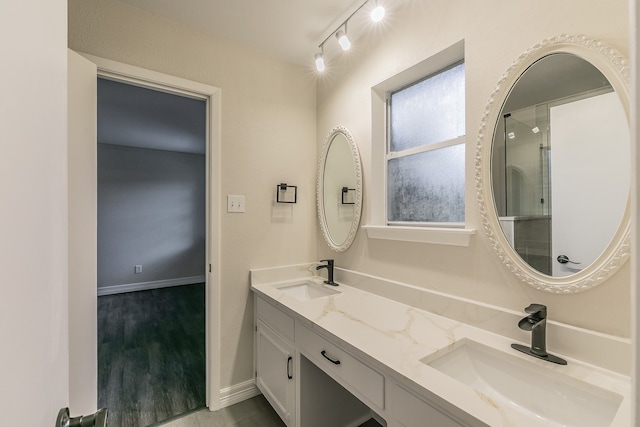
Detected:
[
  {"left": 277, "top": 281, "right": 340, "bottom": 301},
  {"left": 421, "top": 338, "right": 622, "bottom": 427}
]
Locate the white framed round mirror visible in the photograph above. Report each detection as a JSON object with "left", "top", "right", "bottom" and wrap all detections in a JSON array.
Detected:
[
  {"left": 475, "top": 35, "right": 631, "bottom": 293},
  {"left": 317, "top": 126, "right": 363, "bottom": 252}
]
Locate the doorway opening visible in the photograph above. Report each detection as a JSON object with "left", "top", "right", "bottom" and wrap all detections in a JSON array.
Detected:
[{"left": 96, "top": 75, "right": 211, "bottom": 426}]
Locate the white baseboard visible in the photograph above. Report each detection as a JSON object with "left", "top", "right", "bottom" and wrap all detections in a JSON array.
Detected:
[
  {"left": 219, "top": 379, "right": 260, "bottom": 409},
  {"left": 97, "top": 275, "right": 205, "bottom": 296}
]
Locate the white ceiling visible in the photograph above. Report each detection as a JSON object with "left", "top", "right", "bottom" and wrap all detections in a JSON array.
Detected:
[
  {"left": 116, "top": 0, "right": 374, "bottom": 67},
  {"left": 100, "top": 0, "right": 390, "bottom": 154}
]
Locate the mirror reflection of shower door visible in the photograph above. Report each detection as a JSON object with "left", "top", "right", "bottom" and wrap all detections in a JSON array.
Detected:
[
  {"left": 504, "top": 108, "right": 551, "bottom": 217},
  {"left": 550, "top": 91, "right": 629, "bottom": 276},
  {"left": 503, "top": 109, "right": 552, "bottom": 274}
]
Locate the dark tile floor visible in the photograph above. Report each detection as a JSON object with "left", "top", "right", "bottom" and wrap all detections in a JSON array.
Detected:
[{"left": 98, "top": 284, "right": 206, "bottom": 427}]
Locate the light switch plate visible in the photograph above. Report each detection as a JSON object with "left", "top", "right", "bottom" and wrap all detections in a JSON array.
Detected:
[{"left": 227, "top": 195, "right": 246, "bottom": 213}]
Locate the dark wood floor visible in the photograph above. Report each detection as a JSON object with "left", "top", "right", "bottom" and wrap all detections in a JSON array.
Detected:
[{"left": 98, "top": 283, "right": 206, "bottom": 427}]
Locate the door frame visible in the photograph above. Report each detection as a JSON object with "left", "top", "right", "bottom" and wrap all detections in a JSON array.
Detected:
[{"left": 82, "top": 52, "right": 222, "bottom": 410}]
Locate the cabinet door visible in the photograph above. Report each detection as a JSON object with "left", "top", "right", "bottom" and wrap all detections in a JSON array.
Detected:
[{"left": 256, "top": 321, "right": 295, "bottom": 426}]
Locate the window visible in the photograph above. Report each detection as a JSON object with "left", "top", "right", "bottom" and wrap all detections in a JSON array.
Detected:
[
  {"left": 364, "top": 41, "right": 475, "bottom": 246},
  {"left": 387, "top": 62, "right": 466, "bottom": 225}
]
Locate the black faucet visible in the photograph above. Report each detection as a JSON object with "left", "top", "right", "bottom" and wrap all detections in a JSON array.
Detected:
[
  {"left": 511, "top": 304, "right": 567, "bottom": 365},
  {"left": 316, "top": 259, "right": 337, "bottom": 286}
]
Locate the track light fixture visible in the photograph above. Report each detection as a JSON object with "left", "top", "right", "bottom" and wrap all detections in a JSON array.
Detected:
[{"left": 314, "top": 0, "right": 385, "bottom": 72}]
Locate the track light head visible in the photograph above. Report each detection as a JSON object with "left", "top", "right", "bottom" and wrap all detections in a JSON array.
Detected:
[
  {"left": 315, "top": 52, "right": 326, "bottom": 72},
  {"left": 371, "top": 5, "right": 385, "bottom": 22},
  {"left": 336, "top": 29, "right": 351, "bottom": 51}
]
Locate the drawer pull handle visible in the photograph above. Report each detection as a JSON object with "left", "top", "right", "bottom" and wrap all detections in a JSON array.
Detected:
[
  {"left": 287, "top": 356, "right": 293, "bottom": 379},
  {"left": 321, "top": 350, "right": 341, "bottom": 365}
]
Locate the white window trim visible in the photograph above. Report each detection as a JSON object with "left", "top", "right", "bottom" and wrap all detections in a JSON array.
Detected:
[
  {"left": 362, "top": 225, "right": 475, "bottom": 246},
  {"left": 364, "top": 40, "right": 476, "bottom": 246}
]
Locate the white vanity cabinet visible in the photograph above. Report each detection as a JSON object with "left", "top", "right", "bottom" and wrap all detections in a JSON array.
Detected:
[
  {"left": 254, "top": 292, "right": 482, "bottom": 427},
  {"left": 255, "top": 297, "right": 296, "bottom": 426},
  {"left": 251, "top": 266, "right": 631, "bottom": 427}
]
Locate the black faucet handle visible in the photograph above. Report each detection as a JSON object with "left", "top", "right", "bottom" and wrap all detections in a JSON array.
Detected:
[
  {"left": 524, "top": 303, "right": 547, "bottom": 318},
  {"left": 320, "top": 259, "right": 334, "bottom": 265}
]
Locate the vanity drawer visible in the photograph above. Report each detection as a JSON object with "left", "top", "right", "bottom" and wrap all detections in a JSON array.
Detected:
[
  {"left": 296, "top": 322, "right": 384, "bottom": 409},
  {"left": 256, "top": 296, "right": 295, "bottom": 341}
]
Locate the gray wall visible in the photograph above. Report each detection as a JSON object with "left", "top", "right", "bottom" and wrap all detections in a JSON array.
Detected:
[{"left": 97, "top": 143, "right": 206, "bottom": 289}]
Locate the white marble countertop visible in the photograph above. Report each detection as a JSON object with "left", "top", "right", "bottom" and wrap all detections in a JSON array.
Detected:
[{"left": 251, "top": 271, "right": 631, "bottom": 427}]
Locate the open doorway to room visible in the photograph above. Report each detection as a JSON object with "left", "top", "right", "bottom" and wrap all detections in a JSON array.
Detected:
[{"left": 96, "top": 77, "right": 207, "bottom": 426}]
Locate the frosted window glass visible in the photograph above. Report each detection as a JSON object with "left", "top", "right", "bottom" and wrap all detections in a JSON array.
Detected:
[
  {"left": 390, "top": 63, "right": 465, "bottom": 152},
  {"left": 387, "top": 145, "right": 465, "bottom": 222}
]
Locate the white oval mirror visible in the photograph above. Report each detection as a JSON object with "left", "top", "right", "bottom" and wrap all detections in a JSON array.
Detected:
[
  {"left": 317, "top": 126, "right": 363, "bottom": 252},
  {"left": 476, "top": 35, "right": 631, "bottom": 293}
]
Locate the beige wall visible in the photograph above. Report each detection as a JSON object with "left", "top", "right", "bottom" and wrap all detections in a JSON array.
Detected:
[
  {"left": 317, "top": 0, "right": 631, "bottom": 337},
  {"left": 68, "top": 0, "right": 318, "bottom": 389},
  {"left": 1, "top": 0, "right": 69, "bottom": 424}
]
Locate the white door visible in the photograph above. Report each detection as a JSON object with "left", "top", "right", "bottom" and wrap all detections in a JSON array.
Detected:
[
  {"left": 68, "top": 50, "right": 98, "bottom": 414},
  {"left": 67, "top": 53, "right": 222, "bottom": 410},
  {"left": 550, "top": 92, "right": 629, "bottom": 276}
]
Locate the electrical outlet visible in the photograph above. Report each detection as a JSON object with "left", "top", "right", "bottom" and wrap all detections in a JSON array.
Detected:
[
  {"left": 227, "top": 195, "right": 246, "bottom": 213},
  {"left": 135, "top": 265, "right": 142, "bottom": 274}
]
